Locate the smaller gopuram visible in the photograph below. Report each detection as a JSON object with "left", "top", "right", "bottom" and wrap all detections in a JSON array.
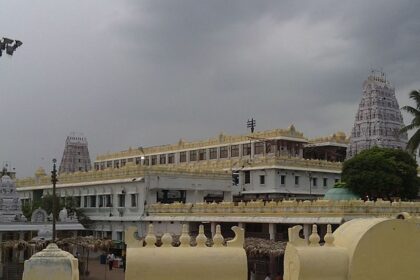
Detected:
[
  {"left": 59, "top": 133, "right": 92, "bottom": 174},
  {"left": 125, "top": 224, "right": 247, "bottom": 280},
  {"left": 0, "top": 170, "right": 24, "bottom": 222},
  {"left": 283, "top": 214, "right": 420, "bottom": 280}
]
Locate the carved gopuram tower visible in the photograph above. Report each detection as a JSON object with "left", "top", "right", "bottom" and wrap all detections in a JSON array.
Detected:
[
  {"left": 347, "top": 71, "right": 407, "bottom": 158},
  {"left": 59, "top": 133, "right": 92, "bottom": 173}
]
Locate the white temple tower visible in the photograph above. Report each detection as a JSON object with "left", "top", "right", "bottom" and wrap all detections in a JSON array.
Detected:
[
  {"left": 59, "top": 133, "right": 92, "bottom": 173},
  {"left": 347, "top": 71, "right": 408, "bottom": 158}
]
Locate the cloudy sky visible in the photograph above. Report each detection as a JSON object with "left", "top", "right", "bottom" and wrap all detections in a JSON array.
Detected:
[{"left": 1, "top": 0, "right": 420, "bottom": 177}]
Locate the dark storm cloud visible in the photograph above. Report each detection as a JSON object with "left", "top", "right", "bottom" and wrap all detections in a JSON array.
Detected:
[{"left": 1, "top": 0, "right": 420, "bottom": 177}]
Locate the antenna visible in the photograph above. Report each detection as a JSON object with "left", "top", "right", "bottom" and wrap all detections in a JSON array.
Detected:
[{"left": 247, "top": 118, "right": 256, "bottom": 133}]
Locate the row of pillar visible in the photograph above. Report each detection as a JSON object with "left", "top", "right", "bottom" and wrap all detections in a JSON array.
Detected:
[{"left": 208, "top": 222, "right": 315, "bottom": 241}]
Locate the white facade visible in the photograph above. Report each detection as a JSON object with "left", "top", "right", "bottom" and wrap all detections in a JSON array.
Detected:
[
  {"left": 17, "top": 173, "right": 232, "bottom": 240},
  {"left": 238, "top": 166, "right": 341, "bottom": 200}
]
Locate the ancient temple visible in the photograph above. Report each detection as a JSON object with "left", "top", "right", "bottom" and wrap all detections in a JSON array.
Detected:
[
  {"left": 347, "top": 71, "right": 408, "bottom": 158},
  {"left": 0, "top": 171, "right": 24, "bottom": 222},
  {"left": 59, "top": 133, "right": 92, "bottom": 173}
]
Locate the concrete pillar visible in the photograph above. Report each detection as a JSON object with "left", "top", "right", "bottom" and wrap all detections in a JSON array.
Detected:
[
  {"left": 0, "top": 233, "right": 3, "bottom": 278},
  {"left": 211, "top": 222, "right": 216, "bottom": 237},
  {"left": 19, "top": 232, "right": 24, "bottom": 263},
  {"left": 269, "top": 223, "right": 276, "bottom": 241},
  {"left": 303, "top": 224, "right": 310, "bottom": 241}
]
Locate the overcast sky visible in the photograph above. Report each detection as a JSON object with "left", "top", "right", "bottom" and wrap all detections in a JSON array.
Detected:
[{"left": 1, "top": 0, "right": 420, "bottom": 177}]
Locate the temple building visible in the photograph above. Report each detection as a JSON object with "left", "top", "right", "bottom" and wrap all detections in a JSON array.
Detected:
[
  {"left": 15, "top": 126, "right": 352, "bottom": 240},
  {"left": 59, "top": 133, "right": 92, "bottom": 173},
  {"left": 347, "top": 71, "right": 408, "bottom": 158}
]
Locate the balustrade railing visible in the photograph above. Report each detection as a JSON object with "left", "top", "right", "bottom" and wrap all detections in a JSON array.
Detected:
[{"left": 147, "top": 199, "right": 420, "bottom": 217}]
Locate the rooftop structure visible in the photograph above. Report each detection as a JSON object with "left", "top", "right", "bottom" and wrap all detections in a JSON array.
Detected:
[
  {"left": 59, "top": 133, "right": 92, "bottom": 174},
  {"left": 347, "top": 71, "right": 407, "bottom": 158},
  {"left": 0, "top": 172, "right": 24, "bottom": 222}
]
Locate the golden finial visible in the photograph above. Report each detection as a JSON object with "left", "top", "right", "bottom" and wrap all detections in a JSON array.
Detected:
[
  {"left": 309, "top": 224, "right": 320, "bottom": 247},
  {"left": 196, "top": 225, "right": 207, "bottom": 247},
  {"left": 213, "top": 225, "right": 224, "bottom": 247},
  {"left": 324, "top": 224, "right": 334, "bottom": 246},
  {"left": 161, "top": 232, "right": 173, "bottom": 247},
  {"left": 145, "top": 224, "right": 157, "bottom": 248},
  {"left": 179, "top": 224, "right": 191, "bottom": 247}
]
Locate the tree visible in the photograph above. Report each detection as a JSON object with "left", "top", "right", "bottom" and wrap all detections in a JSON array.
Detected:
[
  {"left": 401, "top": 90, "right": 420, "bottom": 154},
  {"left": 341, "top": 147, "right": 418, "bottom": 200}
]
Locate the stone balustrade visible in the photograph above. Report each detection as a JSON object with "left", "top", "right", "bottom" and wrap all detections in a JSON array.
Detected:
[
  {"left": 16, "top": 154, "right": 342, "bottom": 187},
  {"left": 125, "top": 224, "right": 247, "bottom": 280},
  {"left": 147, "top": 199, "right": 420, "bottom": 218},
  {"left": 283, "top": 215, "right": 420, "bottom": 279}
]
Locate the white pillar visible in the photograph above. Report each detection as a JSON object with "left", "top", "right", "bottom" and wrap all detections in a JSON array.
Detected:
[
  {"left": 211, "top": 222, "right": 216, "bottom": 237},
  {"left": 269, "top": 223, "right": 276, "bottom": 241},
  {"left": 303, "top": 224, "right": 310, "bottom": 241}
]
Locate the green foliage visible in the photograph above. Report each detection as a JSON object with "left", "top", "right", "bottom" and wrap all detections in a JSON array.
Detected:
[
  {"left": 23, "top": 195, "right": 93, "bottom": 228},
  {"left": 401, "top": 90, "right": 420, "bottom": 154},
  {"left": 333, "top": 181, "right": 347, "bottom": 188},
  {"left": 342, "top": 147, "right": 418, "bottom": 200}
]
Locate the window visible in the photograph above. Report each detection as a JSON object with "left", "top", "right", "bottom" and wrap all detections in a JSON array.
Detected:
[
  {"left": 259, "top": 175, "right": 265, "bottom": 185},
  {"left": 323, "top": 178, "right": 328, "bottom": 187},
  {"left": 295, "top": 176, "right": 299, "bottom": 185},
  {"left": 118, "top": 194, "right": 125, "bottom": 207},
  {"left": 199, "top": 149, "right": 206, "bottom": 160},
  {"left": 127, "top": 158, "right": 133, "bottom": 163},
  {"left": 99, "top": 195, "right": 104, "bottom": 207},
  {"left": 89, "top": 196, "right": 96, "bottom": 207},
  {"left": 266, "top": 141, "right": 273, "bottom": 153},
  {"left": 243, "top": 143, "right": 251, "bottom": 156},
  {"left": 220, "top": 146, "right": 228, "bottom": 158},
  {"left": 94, "top": 163, "right": 99, "bottom": 170},
  {"left": 105, "top": 195, "right": 112, "bottom": 207},
  {"left": 121, "top": 159, "right": 126, "bottom": 167},
  {"left": 131, "top": 194, "right": 137, "bottom": 207},
  {"left": 159, "top": 154, "right": 166, "bottom": 164},
  {"left": 281, "top": 175, "right": 286, "bottom": 185},
  {"left": 135, "top": 157, "right": 141, "bottom": 165},
  {"left": 168, "top": 153, "right": 175, "bottom": 164},
  {"left": 189, "top": 150, "right": 197, "bottom": 161},
  {"left": 209, "top": 148, "right": 218, "bottom": 159},
  {"left": 83, "top": 196, "right": 88, "bottom": 208},
  {"left": 116, "top": 231, "right": 123, "bottom": 241},
  {"left": 312, "top": 177, "right": 318, "bottom": 187},
  {"left": 231, "top": 145, "right": 239, "bottom": 157},
  {"left": 254, "top": 142, "right": 264, "bottom": 155},
  {"left": 157, "top": 190, "right": 186, "bottom": 204},
  {"left": 151, "top": 155, "right": 157, "bottom": 165},
  {"left": 144, "top": 156, "right": 150, "bottom": 166},
  {"left": 244, "top": 171, "right": 250, "bottom": 184},
  {"left": 107, "top": 161, "right": 112, "bottom": 168},
  {"left": 179, "top": 152, "right": 187, "bottom": 163},
  {"left": 335, "top": 178, "right": 339, "bottom": 184}
]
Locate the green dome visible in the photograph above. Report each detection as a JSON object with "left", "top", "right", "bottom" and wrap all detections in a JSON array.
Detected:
[{"left": 324, "top": 188, "right": 359, "bottom": 200}]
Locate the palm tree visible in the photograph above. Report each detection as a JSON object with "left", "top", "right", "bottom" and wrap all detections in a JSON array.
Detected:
[{"left": 401, "top": 90, "right": 420, "bottom": 154}]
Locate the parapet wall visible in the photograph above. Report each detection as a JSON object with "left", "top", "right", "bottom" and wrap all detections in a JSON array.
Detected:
[
  {"left": 147, "top": 199, "right": 420, "bottom": 218},
  {"left": 125, "top": 224, "right": 247, "bottom": 280},
  {"left": 283, "top": 214, "right": 420, "bottom": 280}
]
